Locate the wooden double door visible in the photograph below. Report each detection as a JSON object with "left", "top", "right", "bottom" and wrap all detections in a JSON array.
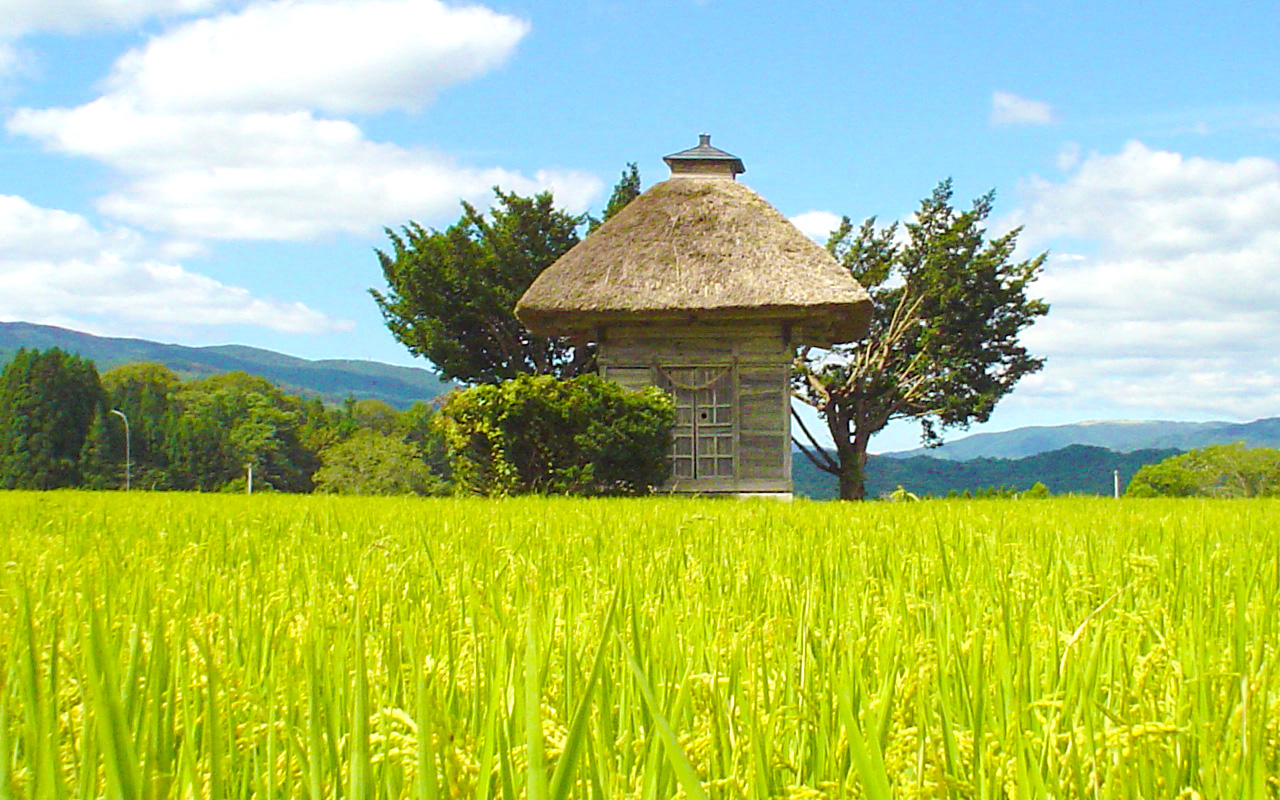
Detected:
[{"left": 661, "top": 366, "right": 736, "bottom": 480}]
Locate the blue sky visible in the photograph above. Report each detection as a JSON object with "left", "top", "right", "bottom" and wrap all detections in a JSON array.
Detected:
[{"left": 2, "top": 0, "right": 1279, "bottom": 451}]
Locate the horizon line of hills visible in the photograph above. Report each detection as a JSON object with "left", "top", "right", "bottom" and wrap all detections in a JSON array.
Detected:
[{"left": 4, "top": 321, "right": 1275, "bottom": 498}]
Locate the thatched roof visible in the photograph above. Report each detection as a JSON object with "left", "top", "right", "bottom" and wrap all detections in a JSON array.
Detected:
[{"left": 516, "top": 177, "right": 872, "bottom": 345}]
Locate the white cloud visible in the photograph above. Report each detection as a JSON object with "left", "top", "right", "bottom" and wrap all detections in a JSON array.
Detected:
[
  {"left": 1019, "top": 141, "right": 1280, "bottom": 259},
  {"left": 1004, "top": 352, "right": 1280, "bottom": 421},
  {"left": 790, "top": 210, "right": 843, "bottom": 241},
  {"left": 105, "top": 0, "right": 530, "bottom": 114},
  {"left": 1009, "top": 141, "right": 1280, "bottom": 419},
  {"left": 0, "top": 41, "right": 17, "bottom": 75},
  {"left": 0, "top": 194, "right": 349, "bottom": 333},
  {"left": 991, "top": 90, "right": 1055, "bottom": 126},
  {"left": 0, "top": 0, "right": 227, "bottom": 37},
  {"left": 1055, "top": 142, "right": 1081, "bottom": 172},
  {"left": 11, "top": 99, "right": 600, "bottom": 241},
  {"left": 7, "top": 0, "right": 599, "bottom": 241}
]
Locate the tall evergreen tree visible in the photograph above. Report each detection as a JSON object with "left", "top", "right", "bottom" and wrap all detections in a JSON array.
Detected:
[
  {"left": 372, "top": 167, "right": 644, "bottom": 383},
  {"left": 589, "top": 163, "right": 642, "bottom": 232},
  {"left": 793, "top": 181, "right": 1048, "bottom": 500},
  {"left": 0, "top": 347, "right": 104, "bottom": 489},
  {"left": 372, "top": 189, "right": 588, "bottom": 383}
]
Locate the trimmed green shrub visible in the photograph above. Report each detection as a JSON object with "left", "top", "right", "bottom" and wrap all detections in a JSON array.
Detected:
[{"left": 436, "top": 374, "right": 674, "bottom": 496}]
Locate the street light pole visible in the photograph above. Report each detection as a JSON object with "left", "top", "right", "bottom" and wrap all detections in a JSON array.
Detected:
[{"left": 110, "top": 408, "right": 131, "bottom": 491}]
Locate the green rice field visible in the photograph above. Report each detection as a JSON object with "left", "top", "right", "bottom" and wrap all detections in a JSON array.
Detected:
[{"left": 1, "top": 492, "right": 1277, "bottom": 798}]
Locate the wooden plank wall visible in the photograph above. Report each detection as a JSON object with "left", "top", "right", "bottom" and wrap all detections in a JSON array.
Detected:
[
  {"left": 738, "top": 364, "right": 788, "bottom": 481},
  {"left": 598, "top": 322, "right": 790, "bottom": 367},
  {"left": 598, "top": 322, "right": 793, "bottom": 491}
]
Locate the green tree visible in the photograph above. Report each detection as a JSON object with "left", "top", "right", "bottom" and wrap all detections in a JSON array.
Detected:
[
  {"left": 1021, "top": 481, "right": 1051, "bottom": 499},
  {"left": 372, "top": 167, "right": 644, "bottom": 384},
  {"left": 589, "top": 163, "right": 642, "bottom": 232},
  {"left": 82, "top": 362, "right": 182, "bottom": 489},
  {"left": 1126, "top": 443, "right": 1280, "bottom": 498},
  {"left": 345, "top": 398, "right": 400, "bottom": 434},
  {"left": 793, "top": 181, "right": 1049, "bottom": 500},
  {"left": 167, "top": 372, "right": 317, "bottom": 492},
  {"left": 0, "top": 347, "right": 103, "bottom": 489},
  {"left": 314, "top": 429, "right": 444, "bottom": 495},
  {"left": 399, "top": 400, "right": 451, "bottom": 482},
  {"left": 298, "top": 396, "right": 340, "bottom": 456},
  {"left": 435, "top": 374, "right": 674, "bottom": 496},
  {"left": 372, "top": 189, "right": 590, "bottom": 383}
]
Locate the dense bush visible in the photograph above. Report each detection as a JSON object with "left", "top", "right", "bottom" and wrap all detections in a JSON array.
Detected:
[
  {"left": 314, "top": 429, "right": 445, "bottom": 496},
  {"left": 435, "top": 373, "right": 674, "bottom": 496}
]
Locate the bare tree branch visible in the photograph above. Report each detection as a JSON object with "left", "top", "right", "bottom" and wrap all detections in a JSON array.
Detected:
[
  {"left": 792, "top": 407, "right": 839, "bottom": 468},
  {"left": 793, "top": 437, "right": 839, "bottom": 476}
]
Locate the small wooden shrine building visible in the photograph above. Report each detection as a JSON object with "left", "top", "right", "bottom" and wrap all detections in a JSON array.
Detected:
[{"left": 516, "top": 135, "right": 872, "bottom": 497}]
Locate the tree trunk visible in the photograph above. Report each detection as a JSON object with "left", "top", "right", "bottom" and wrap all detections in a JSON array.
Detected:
[
  {"left": 837, "top": 457, "right": 866, "bottom": 501},
  {"left": 826, "top": 406, "right": 871, "bottom": 501},
  {"left": 835, "top": 434, "right": 871, "bottom": 500}
]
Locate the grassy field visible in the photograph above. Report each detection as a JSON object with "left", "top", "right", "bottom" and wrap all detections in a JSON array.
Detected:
[{"left": 1, "top": 493, "right": 1277, "bottom": 799}]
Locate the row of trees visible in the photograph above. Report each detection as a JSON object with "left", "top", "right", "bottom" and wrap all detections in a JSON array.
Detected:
[
  {"left": 0, "top": 348, "right": 673, "bottom": 496},
  {"left": 0, "top": 349, "right": 420, "bottom": 492},
  {"left": 375, "top": 169, "right": 1049, "bottom": 499}
]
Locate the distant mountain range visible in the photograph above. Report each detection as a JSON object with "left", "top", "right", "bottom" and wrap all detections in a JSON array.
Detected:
[
  {"left": 883, "top": 417, "right": 1280, "bottom": 460},
  {"left": 794, "top": 444, "right": 1182, "bottom": 500},
  {"left": 0, "top": 321, "right": 451, "bottom": 408},
  {"left": 796, "top": 413, "right": 1280, "bottom": 499}
]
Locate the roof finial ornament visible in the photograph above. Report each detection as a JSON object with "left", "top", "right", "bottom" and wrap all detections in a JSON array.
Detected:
[{"left": 663, "top": 134, "right": 745, "bottom": 179}]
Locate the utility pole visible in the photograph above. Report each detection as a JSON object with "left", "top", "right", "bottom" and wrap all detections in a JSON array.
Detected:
[{"left": 110, "top": 409, "right": 131, "bottom": 491}]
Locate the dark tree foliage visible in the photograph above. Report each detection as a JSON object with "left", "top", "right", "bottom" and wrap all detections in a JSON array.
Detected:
[
  {"left": 371, "top": 189, "right": 589, "bottom": 384},
  {"left": 793, "top": 181, "right": 1049, "bottom": 500},
  {"left": 372, "top": 168, "right": 645, "bottom": 384},
  {"left": 399, "top": 400, "right": 452, "bottom": 481},
  {"left": 589, "top": 163, "right": 642, "bottom": 233},
  {"left": 82, "top": 362, "right": 182, "bottom": 490},
  {"left": 435, "top": 374, "right": 674, "bottom": 496},
  {"left": 298, "top": 396, "right": 340, "bottom": 455},
  {"left": 0, "top": 347, "right": 104, "bottom": 489}
]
